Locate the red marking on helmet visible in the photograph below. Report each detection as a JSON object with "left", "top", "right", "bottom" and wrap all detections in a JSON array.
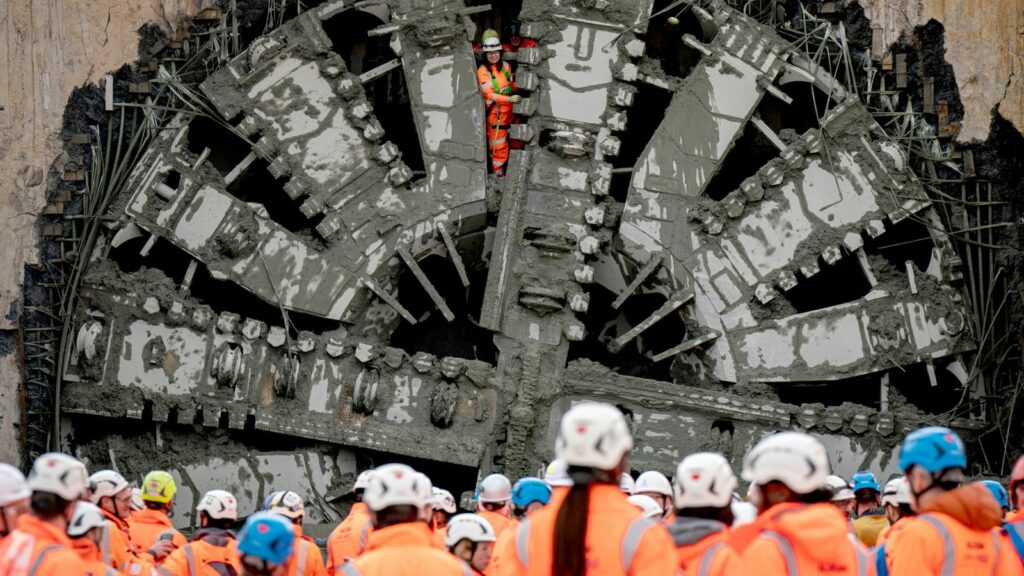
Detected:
[
  {"left": 944, "top": 434, "right": 955, "bottom": 443},
  {"left": 691, "top": 473, "right": 700, "bottom": 480},
  {"left": 257, "top": 523, "right": 269, "bottom": 534},
  {"left": 577, "top": 425, "right": 587, "bottom": 434},
  {"left": 394, "top": 471, "right": 404, "bottom": 479},
  {"left": 47, "top": 459, "right": 57, "bottom": 467}
]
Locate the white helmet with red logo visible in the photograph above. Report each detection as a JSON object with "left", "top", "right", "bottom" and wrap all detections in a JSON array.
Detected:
[
  {"left": 197, "top": 490, "right": 238, "bottom": 521},
  {"left": 674, "top": 452, "right": 737, "bottom": 509},
  {"left": 555, "top": 402, "right": 634, "bottom": 471}
]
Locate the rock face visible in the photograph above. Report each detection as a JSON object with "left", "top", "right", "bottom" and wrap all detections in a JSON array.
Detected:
[
  {"left": 0, "top": 0, "right": 215, "bottom": 461},
  {"left": 857, "top": 0, "right": 1024, "bottom": 142}
]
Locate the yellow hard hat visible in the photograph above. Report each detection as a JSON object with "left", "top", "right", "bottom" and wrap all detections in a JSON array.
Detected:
[
  {"left": 481, "top": 29, "right": 502, "bottom": 52},
  {"left": 141, "top": 470, "right": 177, "bottom": 504}
]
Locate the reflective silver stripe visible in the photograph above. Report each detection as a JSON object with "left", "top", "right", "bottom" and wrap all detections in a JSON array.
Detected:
[
  {"left": 992, "top": 531, "right": 1001, "bottom": 576},
  {"left": 762, "top": 531, "right": 798, "bottom": 576},
  {"left": 621, "top": 516, "right": 657, "bottom": 572},
  {"left": 697, "top": 541, "right": 725, "bottom": 576},
  {"left": 184, "top": 544, "right": 197, "bottom": 576},
  {"left": 297, "top": 541, "right": 308, "bottom": 574},
  {"left": 358, "top": 520, "right": 371, "bottom": 552},
  {"left": 489, "top": 138, "right": 507, "bottom": 146},
  {"left": 28, "top": 544, "right": 62, "bottom": 576},
  {"left": 854, "top": 543, "right": 869, "bottom": 576},
  {"left": 461, "top": 561, "right": 473, "bottom": 576},
  {"left": 339, "top": 560, "right": 362, "bottom": 576},
  {"left": 101, "top": 523, "right": 112, "bottom": 565},
  {"left": 515, "top": 518, "right": 531, "bottom": 568},
  {"left": 918, "top": 515, "right": 955, "bottom": 576}
]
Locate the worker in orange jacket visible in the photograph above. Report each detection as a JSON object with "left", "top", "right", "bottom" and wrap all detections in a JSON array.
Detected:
[
  {"left": 0, "top": 453, "right": 91, "bottom": 576},
  {"left": 476, "top": 29, "right": 520, "bottom": 177},
  {"left": 68, "top": 502, "right": 119, "bottom": 576},
  {"left": 431, "top": 488, "right": 458, "bottom": 549},
  {"left": 337, "top": 464, "right": 469, "bottom": 575},
  {"left": 89, "top": 470, "right": 164, "bottom": 573},
  {"left": 0, "top": 463, "right": 31, "bottom": 542},
  {"left": 445, "top": 513, "right": 496, "bottom": 575},
  {"left": 668, "top": 453, "right": 740, "bottom": 576},
  {"left": 497, "top": 402, "right": 678, "bottom": 575},
  {"left": 738, "top": 432, "right": 874, "bottom": 576},
  {"left": 265, "top": 490, "right": 327, "bottom": 576},
  {"left": 160, "top": 490, "right": 241, "bottom": 576},
  {"left": 886, "top": 426, "right": 1018, "bottom": 575},
  {"left": 327, "top": 470, "right": 374, "bottom": 571},
  {"left": 488, "top": 477, "right": 551, "bottom": 573},
  {"left": 129, "top": 471, "right": 186, "bottom": 560},
  {"left": 475, "top": 473, "right": 513, "bottom": 539}
]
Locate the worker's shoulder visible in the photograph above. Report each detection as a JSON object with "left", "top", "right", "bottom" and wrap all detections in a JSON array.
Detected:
[
  {"left": 38, "top": 545, "right": 88, "bottom": 571},
  {"left": 356, "top": 546, "right": 465, "bottom": 573}
]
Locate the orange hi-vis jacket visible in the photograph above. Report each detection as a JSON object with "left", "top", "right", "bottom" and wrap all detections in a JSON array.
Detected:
[
  {"left": 742, "top": 502, "right": 874, "bottom": 576},
  {"left": 667, "top": 517, "right": 737, "bottom": 576},
  {"left": 287, "top": 524, "right": 327, "bottom": 576},
  {"left": 337, "top": 522, "right": 472, "bottom": 575},
  {"left": 487, "top": 517, "right": 519, "bottom": 574},
  {"left": 887, "top": 483, "right": 1018, "bottom": 576},
  {"left": 477, "top": 509, "right": 511, "bottom": 539},
  {"left": 497, "top": 483, "right": 678, "bottom": 576},
  {"left": 71, "top": 536, "right": 119, "bottom": 576},
  {"left": 477, "top": 61, "right": 515, "bottom": 128},
  {"left": 159, "top": 528, "right": 240, "bottom": 576},
  {"left": 98, "top": 507, "right": 158, "bottom": 574},
  {"left": 128, "top": 509, "right": 186, "bottom": 558},
  {"left": 1007, "top": 510, "right": 1024, "bottom": 524},
  {"left": 327, "top": 502, "right": 373, "bottom": 571},
  {"left": 0, "top": 514, "right": 90, "bottom": 576}
]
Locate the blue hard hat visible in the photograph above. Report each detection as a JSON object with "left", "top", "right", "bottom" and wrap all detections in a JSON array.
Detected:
[
  {"left": 898, "top": 426, "right": 967, "bottom": 474},
  {"left": 851, "top": 471, "right": 880, "bottom": 493},
  {"left": 982, "top": 480, "right": 1009, "bottom": 509},
  {"left": 237, "top": 512, "right": 295, "bottom": 566},
  {"left": 512, "top": 477, "right": 551, "bottom": 508}
]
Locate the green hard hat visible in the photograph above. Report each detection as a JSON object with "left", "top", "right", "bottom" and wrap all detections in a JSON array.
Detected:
[{"left": 481, "top": 28, "right": 500, "bottom": 43}]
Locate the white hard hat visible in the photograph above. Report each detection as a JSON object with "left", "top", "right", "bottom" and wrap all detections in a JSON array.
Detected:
[
  {"left": 130, "top": 487, "right": 144, "bottom": 511},
  {"left": 196, "top": 490, "right": 238, "bottom": 521},
  {"left": 555, "top": 402, "right": 634, "bottom": 470},
  {"left": 673, "top": 453, "right": 737, "bottom": 509},
  {"left": 363, "top": 464, "right": 432, "bottom": 512},
  {"left": 481, "top": 36, "right": 502, "bottom": 52},
  {"left": 730, "top": 501, "right": 758, "bottom": 526},
  {"left": 28, "top": 453, "right": 89, "bottom": 501},
  {"left": 0, "top": 464, "right": 30, "bottom": 507},
  {"left": 88, "top": 470, "right": 130, "bottom": 504},
  {"left": 354, "top": 470, "right": 374, "bottom": 492},
  {"left": 634, "top": 471, "right": 672, "bottom": 497},
  {"left": 433, "top": 488, "right": 457, "bottom": 514},
  {"left": 268, "top": 490, "right": 304, "bottom": 520},
  {"left": 626, "top": 495, "right": 663, "bottom": 519},
  {"left": 825, "top": 475, "right": 854, "bottom": 502},
  {"left": 445, "top": 513, "right": 497, "bottom": 547},
  {"left": 742, "top": 432, "right": 830, "bottom": 495},
  {"left": 478, "top": 474, "right": 512, "bottom": 503},
  {"left": 544, "top": 460, "right": 572, "bottom": 487},
  {"left": 415, "top": 473, "right": 434, "bottom": 521},
  {"left": 619, "top": 473, "right": 635, "bottom": 494},
  {"left": 882, "top": 477, "right": 912, "bottom": 506},
  {"left": 68, "top": 502, "right": 107, "bottom": 538}
]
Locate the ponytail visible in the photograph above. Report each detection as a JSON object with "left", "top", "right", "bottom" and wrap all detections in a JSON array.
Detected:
[{"left": 552, "top": 468, "right": 596, "bottom": 576}]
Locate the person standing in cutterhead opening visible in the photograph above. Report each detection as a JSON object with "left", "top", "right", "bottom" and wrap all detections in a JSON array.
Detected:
[{"left": 476, "top": 29, "right": 520, "bottom": 177}]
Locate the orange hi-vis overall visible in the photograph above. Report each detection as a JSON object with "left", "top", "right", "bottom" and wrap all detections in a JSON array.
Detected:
[
  {"left": 497, "top": 483, "right": 678, "bottom": 575},
  {"left": 327, "top": 502, "right": 373, "bottom": 572},
  {"left": 287, "top": 524, "right": 327, "bottom": 576},
  {"left": 0, "top": 515, "right": 90, "bottom": 576},
  {"left": 741, "top": 502, "right": 874, "bottom": 576},
  {"left": 477, "top": 61, "right": 515, "bottom": 176},
  {"left": 338, "top": 522, "right": 471, "bottom": 575},
  {"left": 128, "top": 509, "right": 186, "bottom": 557},
  {"left": 159, "top": 528, "right": 240, "bottom": 576}
]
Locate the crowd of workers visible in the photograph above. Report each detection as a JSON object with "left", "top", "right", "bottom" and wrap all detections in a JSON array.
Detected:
[{"left": 2, "top": 401, "right": 1024, "bottom": 575}]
